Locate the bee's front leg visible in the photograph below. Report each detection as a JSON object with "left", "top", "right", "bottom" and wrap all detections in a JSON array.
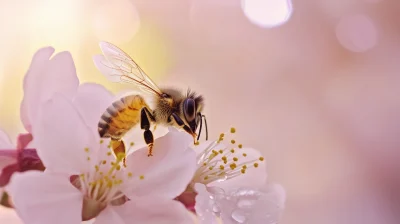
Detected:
[
  {"left": 140, "top": 107, "right": 155, "bottom": 157},
  {"left": 171, "top": 113, "right": 198, "bottom": 144}
]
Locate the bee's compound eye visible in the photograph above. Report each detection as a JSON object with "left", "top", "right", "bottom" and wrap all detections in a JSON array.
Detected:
[
  {"left": 161, "top": 93, "right": 169, "bottom": 98},
  {"left": 183, "top": 98, "right": 196, "bottom": 122}
]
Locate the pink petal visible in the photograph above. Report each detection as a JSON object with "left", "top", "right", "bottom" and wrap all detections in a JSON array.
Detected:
[
  {"left": 16, "top": 133, "right": 33, "bottom": 150},
  {"left": 20, "top": 47, "right": 55, "bottom": 132},
  {"left": 123, "top": 125, "right": 169, "bottom": 154},
  {"left": 73, "top": 83, "right": 114, "bottom": 135},
  {"left": 31, "top": 94, "right": 99, "bottom": 174},
  {"left": 0, "top": 129, "right": 13, "bottom": 149},
  {"left": 0, "top": 207, "right": 23, "bottom": 224},
  {"left": 94, "top": 196, "right": 192, "bottom": 224},
  {"left": 123, "top": 130, "right": 197, "bottom": 199},
  {"left": 218, "top": 184, "right": 286, "bottom": 224},
  {"left": 6, "top": 171, "right": 83, "bottom": 224},
  {"left": 22, "top": 49, "right": 79, "bottom": 133},
  {"left": 194, "top": 183, "right": 219, "bottom": 224}
]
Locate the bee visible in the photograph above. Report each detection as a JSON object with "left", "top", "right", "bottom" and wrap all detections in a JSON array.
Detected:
[{"left": 93, "top": 42, "right": 208, "bottom": 157}]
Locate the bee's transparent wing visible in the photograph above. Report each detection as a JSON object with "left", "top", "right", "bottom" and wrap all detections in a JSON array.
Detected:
[{"left": 93, "top": 41, "right": 162, "bottom": 96}]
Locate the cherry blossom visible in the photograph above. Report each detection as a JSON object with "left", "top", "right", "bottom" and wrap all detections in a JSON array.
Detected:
[{"left": 7, "top": 94, "right": 197, "bottom": 223}]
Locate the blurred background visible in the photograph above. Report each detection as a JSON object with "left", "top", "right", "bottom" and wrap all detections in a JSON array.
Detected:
[{"left": 1, "top": 0, "right": 400, "bottom": 223}]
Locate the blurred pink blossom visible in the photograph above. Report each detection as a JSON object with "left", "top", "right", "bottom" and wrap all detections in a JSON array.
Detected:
[
  {"left": 7, "top": 94, "right": 196, "bottom": 223},
  {"left": 0, "top": 131, "right": 44, "bottom": 208}
]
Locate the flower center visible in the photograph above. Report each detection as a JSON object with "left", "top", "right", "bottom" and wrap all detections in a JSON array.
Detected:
[
  {"left": 70, "top": 140, "right": 135, "bottom": 221},
  {"left": 192, "top": 127, "right": 265, "bottom": 185}
]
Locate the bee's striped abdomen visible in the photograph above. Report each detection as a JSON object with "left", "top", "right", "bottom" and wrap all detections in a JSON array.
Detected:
[{"left": 98, "top": 94, "right": 149, "bottom": 139}]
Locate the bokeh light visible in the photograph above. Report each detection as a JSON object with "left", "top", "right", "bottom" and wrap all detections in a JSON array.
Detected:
[
  {"left": 91, "top": 0, "right": 140, "bottom": 44},
  {"left": 335, "top": 14, "right": 378, "bottom": 53},
  {"left": 241, "top": 0, "right": 292, "bottom": 28}
]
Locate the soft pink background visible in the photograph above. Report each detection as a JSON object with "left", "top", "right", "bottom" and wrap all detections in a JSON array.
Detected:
[{"left": 1, "top": 0, "right": 400, "bottom": 223}]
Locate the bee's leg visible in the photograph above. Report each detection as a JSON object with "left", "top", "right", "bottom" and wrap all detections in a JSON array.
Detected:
[
  {"left": 140, "top": 107, "right": 155, "bottom": 157},
  {"left": 110, "top": 138, "right": 126, "bottom": 166},
  {"left": 171, "top": 113, "right": 198, "bottom": 143}
]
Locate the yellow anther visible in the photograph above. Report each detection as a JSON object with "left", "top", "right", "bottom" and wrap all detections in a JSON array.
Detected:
[
  {"left": 194, "top": 141, "right": 200, "bottom": 146},
  {"left": 241, "top": 169, "right": 246, "bottom": 174},
  {"left": 219, "top": 165, "right": 225, "bottom": 170},
  {"left": 87, "top": 157, "right": 91, "bottom": 161},
  {"left": 230, "top": 127, "right": 236, "bottom": 133},
  {"left": 238, "top": 144, "right": 243, "bottom": 148},
  {"left": 116, "top": 165, "right": 121, "bottom": 171},
  {"left": 112, "top": 175, "right": 116, "bottom": 179},
  {"left": 111, "top": 162, "right": 115, "bottom": 166},
  {"left": 242, "top": 153, "right": 247, "bottom": 157},
  {"left": 231, "top": 139, "right": 236, "bottom": 144},
  {"left": 130, "top": 142, "right": 134, "bottom": 146},
  {"left": 230, "top": 149, "right": 235, "bottom": 153},
  {"left": 242, "top": 165, "right": 247, "bottom": 169},
  {"left": 107, "top": 152, "right": 112, "bottom": 156},
  {"left": 128, "top": 172, "right": 133, "bottom": 178},
  {"left": 254, "top": 163, "right": 259, "bottom": 168},
  {"left": 224, "top": 160, "right": 228, "bottom": 164},
  {"left": 233, "top": 157, "right": 238, "bottom": 162},
  {"left": 203, "top": 162, "right": 207, "bottom": 166},
  {"left": 219, "top": 149, "right": 224, "bottom": 154},
  {"left": 212, "top": 150, "right": 218, "bottom": 155},
  {"left": 84, "top": 147, "right": 89, "bottom": 153},
  {"left": 230, "top": 163, "right": 237, "bottom": 170},
  {"left": 204, "top": 176, "right": 209, "bottom": 180},
  {"left": 259, "top": 157, "right": 265, "bottom": 161},
  {"left": 220, "top": 133, "right": 225, "bottom": 138},
  {"left": 116, "top": 152, "right": 126, "bottom": 161},
  {"left": 100, "top": 140, "right": 104, "bottom": 144},
  {"left": 107, "top": 180, "right": 113, "bottom": 188},
  {"left": 139, "top": 175, "right": 145, "bottom": 180},
  {"left": 95, "top": 165, "right": 99, "bottom": 172},
  {"left": 221, "top": 156, "right": 227, "bottom": 161},
  {"left": 102, "top": 160, "right": 107, "bottom": 165},
  {"left": 209, "top": 166, "right": 213, "bottom": 170}
]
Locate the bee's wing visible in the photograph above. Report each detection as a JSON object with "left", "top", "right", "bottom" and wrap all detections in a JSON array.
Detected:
[{"left": 93, "top": 41, "right": 162, "bottom": 96}]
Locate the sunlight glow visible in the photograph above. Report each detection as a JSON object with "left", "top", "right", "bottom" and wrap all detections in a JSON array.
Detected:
[
  {"left": 241, "top": 0, "right": 293, "bottom": 28},
  {"left": 92, "top": 0, "right": 141, "bottom": 44}
]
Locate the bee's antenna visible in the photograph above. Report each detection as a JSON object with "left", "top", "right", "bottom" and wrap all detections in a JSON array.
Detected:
[
  {"left": 197, "top": 113, "right": 203, "bottom": 141},
  {"left": 202, "top": 114, "right": 208, "bottom": 140}
]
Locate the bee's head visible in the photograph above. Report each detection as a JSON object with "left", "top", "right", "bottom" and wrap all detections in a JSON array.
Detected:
[{"left": 183, "top": 90, "right": 204, "bottom": 135}]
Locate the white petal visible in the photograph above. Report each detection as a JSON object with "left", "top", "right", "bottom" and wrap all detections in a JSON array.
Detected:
[
  {"left": 31, "top": 93, "right": 99, "bottom": 174},
  {"left": 6, "top": 171, "right": 83, "bottom": 224},
  {"left": 73, "top": 83, "right": 114, "bottom": 135},
  {"left": 217, "top": 184, "right": 286, "bottom": 224},
  {"left": 194, "top": 183, "right": 219, "bottom": 224},
  {"left": 123, "top": 130, "right": 196, "bottom": 199},
  {"left": 94, "top": 196, "right": 192, "bottom": 224},
  {"left": 22, "top": 50, "right": 79, "bottom": 132}
]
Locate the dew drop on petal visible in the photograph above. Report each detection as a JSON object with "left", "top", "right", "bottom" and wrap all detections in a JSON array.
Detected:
[
  {"left": 241, "top": 0, "right": 293, "bottom": 28},
  {"left": 335, "top": 14, "right": 378, "bottom": 53},
  {"left": 237, "top": 198, "right": 257, "bottom": 209},
  {"left": 212, "top": 204, "right": 221, "bottom": 213},
  {"left": 231, "top": 209, "right": 247, "bottom": 223}
]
